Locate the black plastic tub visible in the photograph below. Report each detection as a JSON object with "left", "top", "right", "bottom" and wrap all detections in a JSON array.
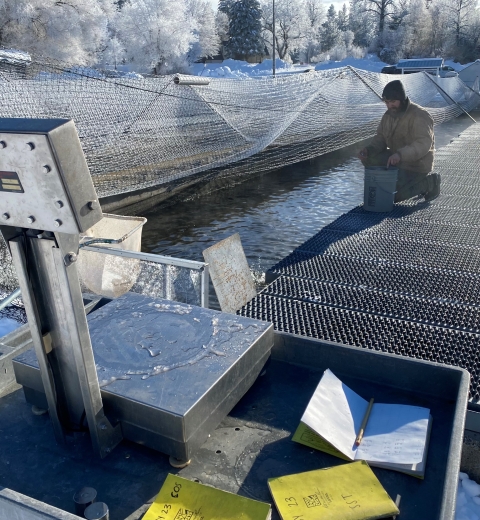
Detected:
[{"left": 0, "top": 330, "right": 470, "bottom": 520}]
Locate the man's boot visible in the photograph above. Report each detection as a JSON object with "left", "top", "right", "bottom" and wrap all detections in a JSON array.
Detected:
[{"left": 425, "top": 172, "right": 441, "bottom": 202}]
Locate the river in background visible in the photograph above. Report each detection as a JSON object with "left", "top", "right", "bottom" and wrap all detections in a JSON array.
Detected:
[{"left": 142, "top": 112, "right": 478, "bottom": 303}]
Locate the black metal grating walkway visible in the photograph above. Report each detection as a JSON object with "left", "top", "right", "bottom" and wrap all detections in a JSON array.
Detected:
[{"left": 240, "top": 124, "right": 480, "bottom": 402}]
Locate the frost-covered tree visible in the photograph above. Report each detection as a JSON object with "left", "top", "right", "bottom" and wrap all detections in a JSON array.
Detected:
[
  {"left": 261, "top": 0, "right": 310, "bottom": 60},
  {"left": 424, "top": 0, "right": 450, "bottom": 56},
  {"left": 303, "top": 0, "right": 325, "bottom": 62},
  {"left": 349, "top": 0, "right": 376, "bottom": 48},
  {"left": 443, "top": 0, "right": 479, "bottom": 48},
  {"left": 186, "top": 0, "right": 220, "bottom": 59},
  {"left": 216, "top": 10, "right": 230, "bottom": 43},
  {"left": 0, "top": 0, "right": 113, "bottom": 64},
  {"left": 363, "top": 0, "right": 396, "bottom": 33},
  {"left": 226, "top": 0, "right": 264, "bottom": 59},
  {"left": 321, "top": 5, "right": 340, "bottom": 50},
  {"left": 216, "top": 0, "right": 232, "bottom": 57},
  {"left": 337, "top": 4, "right": 349, "bottom": 31},
  {"left": 101, "top": 36, "right": 127, "bottom": 70},
  {"left": 399, "top": 0, "right": 431, "bottom": 57},
  {"left": 113, "top": 0, "right": 195, "bottom": 73}
]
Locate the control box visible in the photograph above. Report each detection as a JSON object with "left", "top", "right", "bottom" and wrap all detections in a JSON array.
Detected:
[{"left": 0, "top": 118, "right": 102, "bottom": 233}]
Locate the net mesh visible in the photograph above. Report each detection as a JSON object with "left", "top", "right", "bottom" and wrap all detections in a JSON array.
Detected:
[
  {"left": 0, "top": 57, "right": 477, "bottom": 200},
  {"left": 0, "top": 55, "right": 479, "bottom": 315}
]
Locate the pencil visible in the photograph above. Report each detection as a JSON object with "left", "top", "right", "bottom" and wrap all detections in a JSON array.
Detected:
[
  {"left": 393, "top": 494, "right": 401, "bottom": 519},
  {"left": 355, "top": 397, "right": 374, "bottom": 446}
]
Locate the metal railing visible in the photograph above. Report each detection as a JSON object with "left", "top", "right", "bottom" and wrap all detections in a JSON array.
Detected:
[{"left": 81, "top": 245, "right": 210, "bottom": 308}]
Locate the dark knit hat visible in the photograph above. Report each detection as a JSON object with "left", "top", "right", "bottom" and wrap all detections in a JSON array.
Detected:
[{"left": 382, "top": 80, "right": 407, "bottom": 101}]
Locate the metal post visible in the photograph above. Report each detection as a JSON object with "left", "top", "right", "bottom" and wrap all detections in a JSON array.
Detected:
[
  {"left": 201, "top": 264, "right": 210, "bottom": 309},
  {"left": 9, "top": 237, "right": 66, "bottom": 446},
  {"left": 272, "top": 0, "right": 276, "bottom": 77}
]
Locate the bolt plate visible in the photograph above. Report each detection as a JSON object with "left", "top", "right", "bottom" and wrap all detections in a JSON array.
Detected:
[{"left": 0, "top": 133, "right": 79, "bottom": 232}]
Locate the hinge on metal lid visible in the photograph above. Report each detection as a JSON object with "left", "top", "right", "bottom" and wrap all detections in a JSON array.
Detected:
[{"left": 42, "top": 332, "right": 53, "bottom": 354}]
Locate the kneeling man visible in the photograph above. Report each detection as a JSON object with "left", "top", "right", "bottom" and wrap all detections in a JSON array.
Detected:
[{"left": 358, "top": 79, "right": 440, "bottom": 202}]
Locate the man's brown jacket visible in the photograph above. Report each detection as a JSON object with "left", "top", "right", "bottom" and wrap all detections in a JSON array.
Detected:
[{"left": 366, "top": 98, "right": 434, "bottom": 174}]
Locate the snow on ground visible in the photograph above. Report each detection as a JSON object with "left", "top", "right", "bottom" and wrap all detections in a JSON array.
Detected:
[
  {"left": 314, "top": 54, "right": 387, "bottom": 73},
  {"left": 190, "top": 54, "right": 391, "bottom": 78},
  {"left": 190, "top": 57, "right": 294, "bottom": 78},
  {"left": 191, "top": 54, "right": 474, "bottom": 79},
  {"left": 456, "top": 473, "right": 480, "bottom": 520},
  {"left": 190, "top": 55, "right": 388, "bottom": 78}
]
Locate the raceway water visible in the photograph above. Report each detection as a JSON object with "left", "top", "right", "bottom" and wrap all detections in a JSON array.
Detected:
[{"left": 141, "top": 114, "right": 477, "bottom": 302}]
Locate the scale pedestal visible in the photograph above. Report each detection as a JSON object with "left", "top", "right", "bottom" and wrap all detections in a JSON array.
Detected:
[{"left": 13, "top": 292, "right": 273, "bottom": 461}]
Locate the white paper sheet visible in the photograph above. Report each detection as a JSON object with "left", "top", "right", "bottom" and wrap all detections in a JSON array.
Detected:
[
  {"left": 301, "top": 369, "right": 369, "bottom": 459},
  {"left": 355, "top": 403, "right": 430, "bottom": 464}
]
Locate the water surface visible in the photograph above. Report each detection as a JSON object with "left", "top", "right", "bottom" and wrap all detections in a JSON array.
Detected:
[{"left": 142, "top": 113, "right": 477, "bottom": 295}]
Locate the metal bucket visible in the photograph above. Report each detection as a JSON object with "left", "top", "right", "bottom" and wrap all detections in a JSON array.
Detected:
[
  {"left": 77, "top": 214, "right": 147, "bottom": 298},
  {"left": 363, "top": 167, "right": 398, "bottom": 212}
]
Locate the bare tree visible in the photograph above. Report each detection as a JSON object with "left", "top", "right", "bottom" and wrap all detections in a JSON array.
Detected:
[
  {"left": 444, "top": 0, "right": 478, "bottom": 46},
  {"left": 261, "top": 0, "right": 309, "bottom": 60},
  {"left": 363, "top": 0, "right": 396, "bottom": 33}
]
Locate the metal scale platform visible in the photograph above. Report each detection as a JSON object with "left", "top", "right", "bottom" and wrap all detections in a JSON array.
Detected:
[
  {"left": 0, "top": 118, "right": 273, "bottom": 463},
  {"left": 14, "top": 292, "right": 272, "bottom": 461}
]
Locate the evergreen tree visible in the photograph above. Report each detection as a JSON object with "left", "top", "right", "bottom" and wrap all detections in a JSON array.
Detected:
[
  {"left": 227, "top": 0, "right": 264, "bottom": 59},
  {"left": 349, "top": 0, "right": 375, "bottom": 48},
  {"left": 219, "top": 0, "right": 235, "bottom": 16},
  {"left": 321, "top": 5, "right": 340, "bottom": 50},
  {"left": 337, "top": 4, "right": 349, "bottom": 32}
]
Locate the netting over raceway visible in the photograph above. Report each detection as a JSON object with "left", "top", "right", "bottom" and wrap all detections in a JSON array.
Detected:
[{"left": 0, "top": 58, "right": 478, "bottom": 200}]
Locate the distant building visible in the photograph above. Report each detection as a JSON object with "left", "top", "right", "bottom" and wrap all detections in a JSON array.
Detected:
[{"left": 396, "top": 58, "right": 443, "bottom": 75}]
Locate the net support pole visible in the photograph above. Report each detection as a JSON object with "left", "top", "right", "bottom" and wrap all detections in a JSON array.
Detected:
[
  {"left": 423, "top": 72, "right": 477, "bottom": 123},
  {"left": 272, "top": 0, "right": 276, "bottom": 77},
  {"left": 347, "top": 66, "right": 383, "bottom": 100}
]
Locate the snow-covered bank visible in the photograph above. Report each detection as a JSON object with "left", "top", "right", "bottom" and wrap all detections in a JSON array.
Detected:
[
  {"left": 190, "top": 57, "right": 293, "bottom": 78},
  {"left": 190, "top": 55, "right": 388, "bottom": 78},
  {"left": 191, "top": 54, "right": 472, "bottom": 79},
  {"left": 457, "top": 473, "right": 480, "bottom": 520},
  {"left": 314, "top": 54, "right": 387, "bottom": 72}
]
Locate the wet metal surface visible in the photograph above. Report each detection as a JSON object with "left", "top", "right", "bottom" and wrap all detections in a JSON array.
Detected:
[{"left": 13, "top": 293, "right": 273, "bottom": 459}]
